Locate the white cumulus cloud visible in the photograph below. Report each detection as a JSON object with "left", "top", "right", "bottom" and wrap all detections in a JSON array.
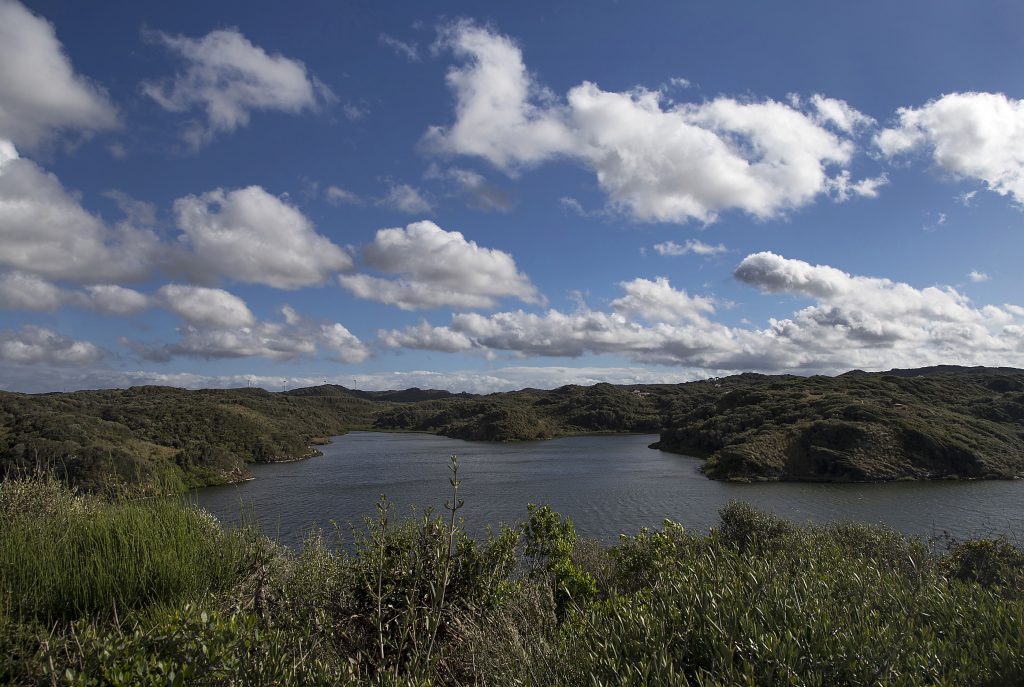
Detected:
[
  {"left": 426, "top": 21, "right": 876, "bottom": 224},
  {"left": 0, "top": 325, "right": 103, "bottom": 365},
  {"left": 611, "top": 277, "right": 716, "bottom": 325},
  {"left": 0, "top": 140, "right": 159, "bottom": 282},
  {"left": 0, "top": 271, "right": 64, "bottom": 311},
  {"left": 378, "top": 321, "right": 475, "bottom": 352},
  {"left": 379, "top": 253, "right": 1024, "bottom": 374},
  {"left": 131, "top": 298, "right": 370, "bottom": 364},
  {"left": 876, "top": 92, "right": 1024, "bottom": 204},
  {"left": 81, "top": 284, "right": 149, "bottom": 315},
  {"left": 173, "top": 185, "right": 352, "bottom": 289},
  {"left": 0, "top": 0, "right": 118, "bottom": 149},
  {"left": 157, "top": 284, "right": 255, "bottom": 328},
  {"left": 142, "top": 28, "right": 333, "bottom": 149},
  {"left": 340, "top": 220, "right": 542, "bottom": 310},
  {"left": 0, "top": 272, "right": 149, "bottom": 315}
]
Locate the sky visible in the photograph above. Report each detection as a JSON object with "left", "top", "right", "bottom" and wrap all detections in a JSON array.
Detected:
[{"left": 2, "top": 0, "right": 1024, "bottom": 393}]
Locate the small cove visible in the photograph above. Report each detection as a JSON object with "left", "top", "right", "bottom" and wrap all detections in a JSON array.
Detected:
[{"left": 193, "top": 431, "right": 1024, "bottom": 548}]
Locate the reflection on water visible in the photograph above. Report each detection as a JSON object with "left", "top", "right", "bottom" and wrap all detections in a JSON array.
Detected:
[{"left": 192, "top": 431, "right": 1024, "bottom": 548}]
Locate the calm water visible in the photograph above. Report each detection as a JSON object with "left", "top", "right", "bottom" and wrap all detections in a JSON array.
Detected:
[{"left": 192, "top": 431, "right": 1024, "bottom": 548}]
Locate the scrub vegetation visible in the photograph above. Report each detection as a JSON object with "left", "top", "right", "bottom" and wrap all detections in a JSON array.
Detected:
[
  {"left": 2, "top": 471, "right": 1023, "bottom": 686},
  {"left": 2, "top": 366, "right": 1024, "bottom": 494}
]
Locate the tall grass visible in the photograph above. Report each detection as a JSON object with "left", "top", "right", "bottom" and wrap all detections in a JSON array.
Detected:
[
  {"left": 0, "top": 478, "right": 255, "bottom": 623},
  {"left": 2, "top": 475, "right": 1024, "bottom": 685}
]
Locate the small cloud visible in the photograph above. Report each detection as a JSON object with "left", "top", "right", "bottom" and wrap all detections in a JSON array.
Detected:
[
  {"left": 342, "top": 103, "right": 368, "bottom": 121},
  {"left": 653, "top": 239, "right": 727, "bottom": 257},
  {"left": 968, "top": 270, "right": 990, "bottom": 283},
  {"left": 103, "top": 190, "right": 158, "bottom": 226},
  {"left": 425, "top": 164, "right": 513, "bottom": 212},
  {"left": 957, "top": 190, "right": 978, "bottom": 207},
  {"left": 379, "top": 183, "right": 433, "bottom": 214},
  {"left": 325, "top": 185, "right": 363, "bottom": 205},
  {"left": 108, "top": 142, "right": 128, "bottom": 159},
  {"left": 559, "top": 196, "right": 586, "bottom": 215},
  {"left": 379, "top": 33, "right": 420, "bottom": 62},
  {"left": 668, "top": 77, "right": 693, "bottom": 89},
  {"left": 558, "top": 196, "right": 609, "bottom": 219},
  {"left": 828, "top": 171, "right": 889, "bottom": 202}
]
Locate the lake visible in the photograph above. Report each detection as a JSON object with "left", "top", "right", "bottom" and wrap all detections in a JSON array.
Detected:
[{"left": 192, "top": 431, "right": 1024, "bottom": 548}]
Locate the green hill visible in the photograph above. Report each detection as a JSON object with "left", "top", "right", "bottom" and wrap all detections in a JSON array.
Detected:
[
  {"left": 0, "top": 385, "right": 381, "bottom": 492},
  {"left": 654, "top": 371, "right": 1024, "bottom": 481},
  {"left": 373, "top": 369, "right": 1024, "bottom": 482},
  {"left": 3, "top": 367, "right": 1024, "bottom": 491}
]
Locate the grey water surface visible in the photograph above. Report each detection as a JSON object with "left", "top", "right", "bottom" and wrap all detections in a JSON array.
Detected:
[{"left": 192, "top": 431, "right": 1024, "bottom": 548}]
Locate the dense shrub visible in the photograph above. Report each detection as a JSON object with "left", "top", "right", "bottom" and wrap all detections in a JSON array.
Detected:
[{"left": 2, "top": 476, "right": 1023, "bottom": 686}]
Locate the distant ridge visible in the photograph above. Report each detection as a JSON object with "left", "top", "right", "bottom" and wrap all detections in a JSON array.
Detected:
[
  {"left": 878, "top": 365, "right": 1024, "bottom": 377},
  {"left": 284, "top": 384, "right": 476, "bottom": 403}
]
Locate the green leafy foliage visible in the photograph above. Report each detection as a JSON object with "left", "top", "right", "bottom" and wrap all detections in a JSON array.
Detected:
[
  {"left": 522, "top": 504, "right": 597, "bottom": 615},
  {"left": 2, "top": 478, "right": 1023, "bottom": 685}
]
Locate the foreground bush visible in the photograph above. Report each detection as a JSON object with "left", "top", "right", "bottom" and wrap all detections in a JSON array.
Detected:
[{"left": 2, "top": 475, "right": 1023, "bottom": 686}]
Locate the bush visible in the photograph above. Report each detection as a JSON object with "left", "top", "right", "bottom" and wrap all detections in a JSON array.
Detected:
[
  {"left": 3, "top": 474, "right": 1024, "bottom": 686},
  {"left": 715, "top": 499, "right": 795, "bottom": 552},
  {"left": 945, "top": 537, "right": 1024, "bottom": 594}
]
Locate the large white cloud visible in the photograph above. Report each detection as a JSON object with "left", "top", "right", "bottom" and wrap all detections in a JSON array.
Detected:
[
  {"left": 173, "top": 186, "right": 352, "bottom": 289},
  {"left": 379, "top": 254, "right": 1024, "bottom": 373},
  {"left": 131, "top": 295, "right": 371, "bottom": 363},
  {"left": 156, "top": 284, "right": 255, "bottom": 328},
  {"left": 0, "top": 141, "right": 159, "bottom": 283},
  {"left": 318, "top": 322, "right": 373, "bottom": 364},
  {"left": 427, "top": 21, "right": 874, "bottom": 223},
  {"left": 0, "top": 271, "right": 64, "bottom": 311},
  {"left": 0, "top": 272, "right": 148, "bottom": 315},
  {"left": 339, "top": 220, "right": 542, "bottom": 310},
  {"left": 0, "top": 147, "right": 350, "bottom": 296},
  {"left": 876, "top": 92, "right": 1024, "bottom": 203},
  {"left": 423, "top": 20, "right": 575, "bottom": 170},
  {"left": 377, "top": 320, "right": 475, "bottom": 352},
  {"left": 0, "top": 325, "right": 103, "bottom": 365},
  {"left": 611, "top": 277, "right": 715, "bottom": 325},
  {"left": 142, "top": 28, "right": 332, "bottom": 149},
  {"left": 0, "top": 0, "right": 118, "bottom": 149},
  {"left": 82, "top": 285, "right": 150, "bottom": 315}
]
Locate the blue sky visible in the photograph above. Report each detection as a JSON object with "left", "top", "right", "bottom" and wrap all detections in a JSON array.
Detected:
[{"left": 2, "top": 0, "right": 1024, "bottom": 392}]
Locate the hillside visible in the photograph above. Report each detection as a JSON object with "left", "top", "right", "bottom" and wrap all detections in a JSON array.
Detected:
[
  {"left": 373, "top": 369, "right": 1024, "bottom": 482},
  {"left": 372, "top": 382, "right": 666, "bottom": 440},
  {"left": 0, "top": 386, "right": 381, "bottom": 492},
  {"left": 2, "top": 367, "right": 1024, "bottom": 491},
  {"left": 654, "top": 371, "right": 1024, "bottom": 481}
]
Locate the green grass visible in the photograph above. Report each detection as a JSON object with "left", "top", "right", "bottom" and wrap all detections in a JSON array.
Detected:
[
  {"left": 2, "top": 475, "right": 1023, "bottom": 686},
  {"left": 0, "top": 478, "right": 256, "bottom": 623}
]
